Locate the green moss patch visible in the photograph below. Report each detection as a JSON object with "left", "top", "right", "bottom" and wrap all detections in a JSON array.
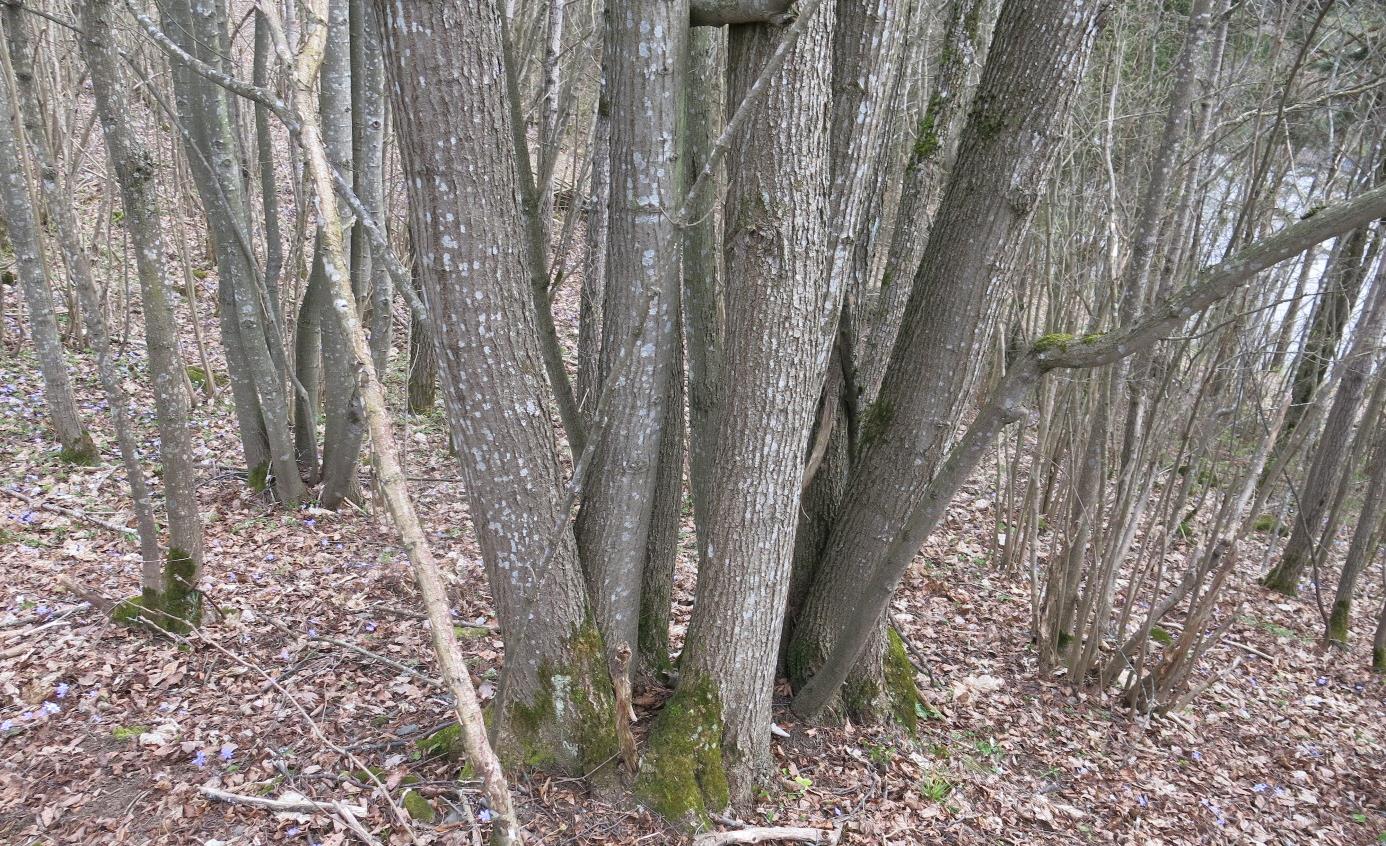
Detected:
[{"left": 634, "top": 674, "right": 729, "bottom": 829}]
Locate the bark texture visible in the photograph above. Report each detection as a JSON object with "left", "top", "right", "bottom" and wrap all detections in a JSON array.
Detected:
[
  {"left": 378, "top": 0, "right": 617, "bottom": 774},
  {"left": 639, "top": 0, "right": 839, "bottom": 817},
  {"left": 0, "top": 41, "right": 94, "bottom": 463},
  {"left": 575, "top": 0, "right": 687, "bottom": 667}
]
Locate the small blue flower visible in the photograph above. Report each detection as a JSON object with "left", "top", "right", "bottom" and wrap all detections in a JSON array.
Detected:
[
  {"left": 0, "top": 719, "right": 13, "bottom": 731},
  {"left": 1137, "top": 794, "right": 1149, "bottom": 808},
  {"left": 1252, "top": 782, "right": 1268, "bottom": 793},
  {"left": 219, "top": 743, "right": 235, "bottom": 761},
  {"left": 286, "top": 827, "right": 301, "bottom": 837},
  {"left": 55, "top": 683, "right": 69, "bottom": 699},
  {"left": 478, "top": 808, "right": 495, "bottom": 823},
  {"left": 364, "top": 621, "right": 377, "bottom": 633},
  {"left": 41, "top": 701, "right": 59, "bottom": 715},
  {"left": 194, "top": 750, "right": 208, "bottom": 768},
  {"left": 1315, "top": 676, "right": 1328, "bottom": 686},
  {"left": 1190, "top": 750, "right": 1202, "bottom": 762}
]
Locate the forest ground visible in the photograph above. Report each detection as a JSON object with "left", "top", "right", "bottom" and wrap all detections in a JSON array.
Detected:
[{"left": 1, "top": 291, "right": 1384, "bottom": 846}]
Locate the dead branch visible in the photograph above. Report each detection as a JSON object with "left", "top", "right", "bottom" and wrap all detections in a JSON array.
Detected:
[{"left": 693, "top": 823, "right": 841, "bottom": 845}]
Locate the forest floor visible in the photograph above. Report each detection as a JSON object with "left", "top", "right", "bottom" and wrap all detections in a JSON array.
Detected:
[{"left": 1, "top": 305, "right": 1384, "bottom": 846}]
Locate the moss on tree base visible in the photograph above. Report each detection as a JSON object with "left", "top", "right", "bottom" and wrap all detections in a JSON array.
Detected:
[
  {"left": 1374, "top": 647, "right": 1385, "bottom": 673},
  {"left": 58, "top": 436, "right": 99, "bottom": 466},
  {"left": 1260, "top": 567, "right": 1299, "bottom": 597},
  {"left": 1326, "top": 600, "right": 1350, "bottom": 645},
  {"left": 634, "top": 674, "right": 729, "bottom": 829},
  {"left": 501, "top": 618, "right": 619, "bottom": 777},
  {"left": 841, "top": 628, "right": 922, "bottom": 732},
  {"left": 110, "top": 550, "right": 201, "bottom": 633}
]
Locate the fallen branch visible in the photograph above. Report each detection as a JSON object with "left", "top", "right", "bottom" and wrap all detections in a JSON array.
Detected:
[
  {"left": 57, "top": 576, "right": 116, "bottom": 614},
  {"left": 268, "top": 619, "right": 443, "bottom": 689},
  {"left": 198, "top": 784, "right": 367, "bottom": 816},
  {"left": 2, "top": 487, "right": 138, "bottom": 538},
  {"left": 199, "top": 785, "right": 381, "bottom": 846},
  {"left": 693, "top": 824, "right": 840, "bottom": 845}
]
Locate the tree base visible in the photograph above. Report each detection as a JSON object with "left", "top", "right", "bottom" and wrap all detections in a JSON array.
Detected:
[
  {"left": 58, "top": 435, "right": 99, "bottom": 466},
  {"left": 633, "top": 674, "right": 730, "bottom": 829},
  {"left": 500, "top": 618, "right": 620, "bottom": 778},
  {"left": 1259, "top": 566, "right": 1298, "bottom": 597},
  {"left": 1326, "top": 600, "right": 1350, "bottom": 646}
]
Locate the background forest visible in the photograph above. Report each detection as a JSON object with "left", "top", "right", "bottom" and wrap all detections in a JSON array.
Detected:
[{"left": 1, "top": 0, "right": 1385, "bottom": 843}]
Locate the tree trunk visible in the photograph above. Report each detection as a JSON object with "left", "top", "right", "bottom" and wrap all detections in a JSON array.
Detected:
[
  {"left": 638, "top": 2, "right": 839, "bottom": 818},
  {"left": 574, "top": 0, "right": 687, "bottom": 669},
  {"left": 157, "top": 0, "right": 301, "bottom": 503},
  {"left": 1264, "top": 260, "right": 1386, "bottom": 596},
  {"left": 82, "top": 0, "right": 204, "bottom": 630},
  {"left": 1327, "top": 374, "right": 1386, "bottom": 644},
  {"left": 4, "top": 0, "right": 159, "bottom": 567},
  {"left": 0, "top": 46, "right": 94, "bottom": 463},
  {"left": 789, "top": 0, "right": 1104, "bottom": 720},
  {"left": 318, "top": 0, "right": 365, "bottom": 509},
  {"left": 377, "top": 0, "right": 618, "bottom": 775},
  {"left": 681, "top": 25, "right": 726, "bottom": 545}
]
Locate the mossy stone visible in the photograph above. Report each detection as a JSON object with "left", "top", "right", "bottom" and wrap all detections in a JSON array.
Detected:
[{"left": 402, "top": 790, "right": 436, "bottom": 823}]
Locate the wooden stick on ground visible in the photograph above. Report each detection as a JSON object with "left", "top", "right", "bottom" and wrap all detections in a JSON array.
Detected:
[
  {"left": 199, "top": 786, "right": 381, "bottom": 846},
  {"left": 692, "top": 824, "right": 841, "bottom": 846}
]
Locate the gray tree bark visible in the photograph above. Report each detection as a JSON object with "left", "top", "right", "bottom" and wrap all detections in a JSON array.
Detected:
[
  {"left": 83, "top": 0, "right": 204, "bottom": 630},
  {"left": 156, "top": 0, "right": 301, "bottom": 503},
  {"left": 3, "top": 0, "right": 157, "bottom": 566},
  {"left": 377, "top": 0, "right": 617, "bottom": 774},
  {"left": 574, "top": 0, "right": 687, "bottom": 670},
  {"left": 638, "top": 0, "right": 839, "bottom": 817},
  {"left": 789, "top": 0, "right": 1106, "bottom": 717},
  {"left": 0, "top": 35, "right": 94, "bottom": 463},
  {"left": 317, "top": 0, "right": 366, "bottom": 509},
  {"left": 1265, "top": 257, "right": 1386, "bottom": 595}
]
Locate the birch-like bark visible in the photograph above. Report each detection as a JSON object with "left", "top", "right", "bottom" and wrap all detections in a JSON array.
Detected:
[
  {"left": 83, "top": 0, "right": 203, "bottom": 629},
  {"left": 0, "top": 44, "right": 93, "bottom": 462}
]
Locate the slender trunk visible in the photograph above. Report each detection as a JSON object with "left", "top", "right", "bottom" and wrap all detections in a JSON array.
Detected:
[
  {"left": 0, "top": 44, "right": 94, "bottom": 463},
  {"left": 1264, "top": 258, "right": 1386, "bottom": 595},
  {"left": 574, "top": 0, "right": 687, "bottom": 667},
  {"left": 790, "top": 0, "right": 1104, "bottom": 719},
  {"left": 157, "top": 0, "right": 301, "bottom": 503},
  {"left": 406, "top": 241, "right": 436, "bottom": 413},
  {"left": 83, "top": 0, "right": 204, "bottom": 630},
  {"left": 1327, "top": 375, "right": 1386, "bottom": 644},
  {"left": 637, "top": 338, "right": 684, "bottom": 680},
  {"left": 5, "top": 0, "right": 158, "bottom": 567},
  {"left": 318, "top": 0, "right": 365, "bottom": 509},
  {"left": 681, "top": 25, "right": 726, "bottom": 545},
  {"left": 351, "top": 0, "right": 389, "bottom": 377}
]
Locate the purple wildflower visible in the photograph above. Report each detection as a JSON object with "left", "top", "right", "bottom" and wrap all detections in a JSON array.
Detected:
[
  {"left": 194, "top": 749, "right": 208, "bottom": 768},
  {"left": 219, "top": 743, "right": 235, "bottom": 761},
  {"left": 55, "top": 683, "right": 69, "bottom": 699}
]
